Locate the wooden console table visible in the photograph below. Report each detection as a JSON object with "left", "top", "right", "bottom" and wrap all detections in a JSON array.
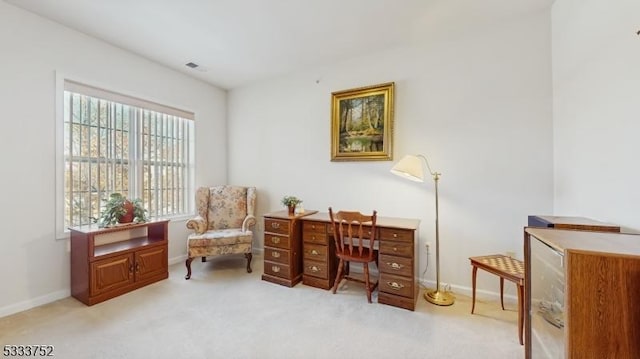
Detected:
[
  {"left": 70, "top": 220, "right": 169, "bottom": 305},
  {"left": 299, "top": 212, "right": 420, "bottom": 311}
]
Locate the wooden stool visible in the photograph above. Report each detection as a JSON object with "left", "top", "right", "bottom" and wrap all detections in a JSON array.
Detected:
[{"left": 469, "top": 254, "right": 525, "bottom": 345}]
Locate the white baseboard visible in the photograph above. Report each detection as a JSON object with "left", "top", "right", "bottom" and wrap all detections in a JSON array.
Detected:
[
  {"left": 0, "top": 289, "right": 70, "bottom": 319},
  {"left": 418, "top": 278, "right": 519, "bottom": 304},
  {"left": 169, "top": 254, "right": 188, "bottom": 266}
]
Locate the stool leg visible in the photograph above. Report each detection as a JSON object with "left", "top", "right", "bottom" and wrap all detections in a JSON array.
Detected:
[
  {"left": 500, "top": 277, "right": 505, "bottom": 310},
  {"left": 518, "top": 284, "right": 524, "bottom": 345},
  {"left": 471, "top": 265, "right": 478, "bottom": 314}
]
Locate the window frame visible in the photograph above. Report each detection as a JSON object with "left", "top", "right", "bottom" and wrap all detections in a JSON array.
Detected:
[{"left": 55, "top": 73, "right": 195, "bottom": 239}]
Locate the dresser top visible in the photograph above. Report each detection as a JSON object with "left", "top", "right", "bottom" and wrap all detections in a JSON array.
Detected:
[{"left": 525, "top": 227, "right": 640, "bottom": 256}]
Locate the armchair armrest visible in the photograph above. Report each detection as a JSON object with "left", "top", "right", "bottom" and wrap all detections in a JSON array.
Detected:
[
  {"left": 186, "top": 216, "right": 207, "bottom": 235},
  {"left": 242, "top": 215, "right": 256, "bottom": 232}
]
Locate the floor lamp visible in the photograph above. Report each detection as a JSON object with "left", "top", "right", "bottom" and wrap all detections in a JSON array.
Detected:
[{"left": 390, "top": 154, "right": 455, "bottom": 306}]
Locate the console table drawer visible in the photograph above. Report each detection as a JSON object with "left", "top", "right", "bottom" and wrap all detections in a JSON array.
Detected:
[
  {"left": 379, "top": 228, "right": 413, "bottom": 242},
  {"left": 303, "top": 243, "right": 327, "bottom": 261},
  {"left": 264, "top": 234, "right": 290, "bottom": 249},
  {"left": 379, "top": 254, "right": 413, "bottom": 277},
  {"left": 379, "top": 241, "right": 413, "bottom": 257},
  {"left": 264, "top": 262, "right": 291, "bottom": 279},
  {"left": 303, "top": 260, "right": 328, "bottom": 279},
  {"left": 265, "top": 247, "right": 290, "bottom": 265},
  {"left": 265, "top": 219, "right": 290, "bottom": 235},
  {"left": 380, "top": 273, "right": 414, "bottom": 298}
]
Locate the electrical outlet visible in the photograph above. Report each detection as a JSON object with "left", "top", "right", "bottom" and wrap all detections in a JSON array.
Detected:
[{"left": 506, "top": 251, "right": 515, "bottom": 258}]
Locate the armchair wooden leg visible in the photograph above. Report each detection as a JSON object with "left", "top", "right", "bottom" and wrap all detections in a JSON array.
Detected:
[
  {"left": 202, "top": 257, "right": 207, "bottom": 263},
  {"left": 245, "top": 253, "right": 253, "bottom": 273},
  {"left": 185, "top": 257, "right": 195, "bottom": 280}
]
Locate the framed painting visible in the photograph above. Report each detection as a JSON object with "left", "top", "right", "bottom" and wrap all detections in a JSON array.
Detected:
[{"left": 331, "top": 82, "right": 394, "bottom": 161}]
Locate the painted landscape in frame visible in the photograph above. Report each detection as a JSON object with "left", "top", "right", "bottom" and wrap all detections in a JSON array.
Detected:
[{"left": 331, "top": 82, "right": 394, "bottom": 161}]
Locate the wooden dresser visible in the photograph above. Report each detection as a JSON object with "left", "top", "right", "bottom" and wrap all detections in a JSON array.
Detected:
[
  {"left": 70, "top": 220, "right": 169, "bottom": 306},
  {"left": 524, "top": 227, "right": 640, "bottom": 358},
  {"left": 527, "top": 215, "right": 620, "bottom": 232},
  {"left": 261, "top": 210, "right": 318, "bottom": 287},
  {"left": 299, "top": 212, "right": 420, "bottom": 311}
]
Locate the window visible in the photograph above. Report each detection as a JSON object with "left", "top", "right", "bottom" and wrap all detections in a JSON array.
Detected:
[{"left": 59, "top": 79, "right": 194, "bottom": 232}]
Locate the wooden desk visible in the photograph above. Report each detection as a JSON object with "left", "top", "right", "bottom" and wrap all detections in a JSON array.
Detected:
[
  {"left": 299, "top": 212, "right": 420, "bottom": 311},
  {"left": 469, "top": 254, "right": 525, "bottom": 345}
]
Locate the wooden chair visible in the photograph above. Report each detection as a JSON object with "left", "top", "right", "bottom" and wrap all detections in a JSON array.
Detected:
[{"left": 329, "top": 207, "right": 378, "bottom": 303}]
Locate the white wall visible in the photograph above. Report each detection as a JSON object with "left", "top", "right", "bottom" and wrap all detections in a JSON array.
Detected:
[
  {"left": 552, "top": 0, "right": 640, "bottom": 231},
  {"left": 0, "top": 2, "right": 226, "bottom": 316},
  {"left": 228, "top": 3, "right": 553, "bottom": 295}
]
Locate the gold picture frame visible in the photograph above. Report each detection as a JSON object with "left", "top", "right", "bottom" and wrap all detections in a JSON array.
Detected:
[{"left": 331, "top": 82, "right": 394, "bottom": 161}]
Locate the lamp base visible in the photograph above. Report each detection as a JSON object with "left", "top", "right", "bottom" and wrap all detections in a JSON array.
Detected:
[{"left": 424, "top": 288, "right": 455, "bottom": 306}]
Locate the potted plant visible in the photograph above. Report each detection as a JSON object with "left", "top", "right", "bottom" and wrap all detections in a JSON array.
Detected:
[
  {"left": 98, "top": 193, "right": 148, "bottom": 227},
  {"left": 281, "top": 195, "right": 302, "bottom": 215}
]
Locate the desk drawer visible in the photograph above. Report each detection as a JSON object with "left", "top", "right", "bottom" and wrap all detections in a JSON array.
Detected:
[
  {"left": 328, "top": 225, "right": 375, "bottom": 238},
  {"left": 303, "top": 231, "right": 328, "bottom": 245},
  {"left": 264, "top": 262, "right": 291, "bottom": 279},
  {"left": 264, "top": 247, "right": 290, "bottom": 265},
  {"left": 303, "top": 243, "right": 327, "bottom": 261},
  {"left": 379, "top": 228, "right": 413, "bottom": 242},
  {"left": 303, "top": 260, "right": 328, "bottom": 279},
  {"left": 264, "top": 234, "right": 290, "bottom": 249},
  {"left": 264, "top": 218, "right": 290, "bottom": 235},
  {"left": 379, "top": 254, "right": 412, "bottom": 277},
  {"left": 379, "top": 241, "right": 413, "bottom": 257},
  {"left": 380, "top": 273, "right": 414, "bottom": 298},
  {"left": 303, "top": 221, "right": 326, "bottom": 234}
]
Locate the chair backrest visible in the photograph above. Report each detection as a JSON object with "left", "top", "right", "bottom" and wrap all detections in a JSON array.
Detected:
[
  {"left": 195, "top": 185, "right": 256, "bottom": 230},
  {"left": 329, "top": 207, "right": 377, "bottom": 260}
]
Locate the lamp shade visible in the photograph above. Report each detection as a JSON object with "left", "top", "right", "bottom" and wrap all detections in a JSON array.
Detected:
[{"left": 390, "top": 154, "right": 425, "bottom": 182}]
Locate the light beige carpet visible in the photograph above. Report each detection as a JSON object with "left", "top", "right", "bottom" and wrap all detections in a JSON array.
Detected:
[{"left": 0, "top": 255, "right": 524, "bottom": 358}]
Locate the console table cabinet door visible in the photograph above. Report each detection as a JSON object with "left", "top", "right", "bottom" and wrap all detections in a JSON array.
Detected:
[
  {"left": 90, "top": 254, "right": 134, "bottom": 296},
  {"left": 135, "top": 245, "right": 168, "bottom": 282}
]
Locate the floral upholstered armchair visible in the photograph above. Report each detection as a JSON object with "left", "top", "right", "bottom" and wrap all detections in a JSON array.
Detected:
[{"left": 185, "top": 185, "right": 257, "bottom": 280}]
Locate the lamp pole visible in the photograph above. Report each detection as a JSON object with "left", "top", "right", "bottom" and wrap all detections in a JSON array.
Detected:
[{"left": 420, "top": 156, "right": 454, "bottom": 306}]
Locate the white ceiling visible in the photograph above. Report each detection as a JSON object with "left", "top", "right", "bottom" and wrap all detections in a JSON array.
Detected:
[{"left": 4, "top": 0, "right": 553, "bottom": 89}]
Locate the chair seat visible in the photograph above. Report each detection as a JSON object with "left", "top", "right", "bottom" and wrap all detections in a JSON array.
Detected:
[{"left": 188, "top": 229, "right": 253, "bottom": 247}]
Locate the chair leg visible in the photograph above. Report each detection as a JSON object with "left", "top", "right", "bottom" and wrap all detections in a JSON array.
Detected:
[
  {"left": 202, "top": 257, "right": 207, "bottom": 263},
  {"left": 332, "top": 259, "right": 345, "bottom": 294},
  {"left": 500, "top": 277, "right": 505, "bottom": 310},
  {"left": 185, "top": 257, "right": 195, "bottom": 280},
  {"left": 245, "top": 253, "right": 253, "bottom": 273},
  {"left": 364, "top": 262, "right": 372, "bottom": 303}
]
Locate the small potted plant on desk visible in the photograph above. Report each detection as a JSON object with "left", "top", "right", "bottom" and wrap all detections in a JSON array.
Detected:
[
  {"left": 281, "top": 195, "right": 302, "bottom": 216},
  {"left": 97, "top": 193, "right": 148, "bottom": 227}
]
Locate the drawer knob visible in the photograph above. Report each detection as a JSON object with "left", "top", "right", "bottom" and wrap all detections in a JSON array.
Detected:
[
  {"left": 387, "top": 281, "right": 405, "bottom": 290},
  {"left": 311, "top": 249, "right": 319, "bottom": 255},
  {"left": 388, "top": 262, "right": 404, "bottom": 270},
  {"left": 311, "top": 225, "right": 316, "bottom": 229},
  {"left": 272, "top": 265, "right": 280, "bottom": 273},
  {"left": 393, "top": 247, "right": 398, "bottom": 252},
  {"left": 310, "top": 265, "right": 320, "bottom": 272},
  {"left": 271, "top": 222, "right": 280, "bottom": 229},
  {"left": 272, "top": 251, "right": 281, "bottom": 258},
  {"left": 393, "top": 233, "right": 398, "bottom": 238},
  {"left": 271, "top": 236, "right": 281, "bottom": 244},
  {"left": 312, "top": 235, "right": 316, "bottom": 240}
]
